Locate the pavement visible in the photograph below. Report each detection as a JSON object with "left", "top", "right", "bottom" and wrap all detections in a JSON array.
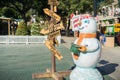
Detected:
[
  {"left": 61, "top": 36, "right": 120, "bottom": 80},
  {"left": 0, "top": 36, "right": 119, "bottom": 80}
]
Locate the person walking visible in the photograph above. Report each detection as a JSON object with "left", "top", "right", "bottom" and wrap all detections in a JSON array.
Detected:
[
  {"left": 96, "top": 29, "right": 100, "bottom": 41},
  {"left": 100, "top": 30, "right": 106, "bottom": 47}
]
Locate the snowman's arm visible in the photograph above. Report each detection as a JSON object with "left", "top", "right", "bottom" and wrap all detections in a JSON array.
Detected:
[
  {"left": 78, "top": 45, "right": 87, "bottom": 52},
  {"left": 85, "top": 42, "right": 99, "bottom": 52}
]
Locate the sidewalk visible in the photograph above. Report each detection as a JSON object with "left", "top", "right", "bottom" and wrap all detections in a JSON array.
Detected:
[
  {"left": 100, "top": 47, "right": 120, "bottom": 80},
  {"left": 0, "top": 37, "right": 119, "bottom": 80},
  {"left": 61, "top": 36, "right": 120, "bottom": 80}
]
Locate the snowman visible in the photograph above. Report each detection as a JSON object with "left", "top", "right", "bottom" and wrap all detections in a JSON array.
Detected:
[{"left": 70, "top": 14, "right": 103, "bottom": 80}]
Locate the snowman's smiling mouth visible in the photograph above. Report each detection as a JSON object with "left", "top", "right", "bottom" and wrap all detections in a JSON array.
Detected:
[{"left": 79, "top": 26, "right": 84, "bottom": 30}]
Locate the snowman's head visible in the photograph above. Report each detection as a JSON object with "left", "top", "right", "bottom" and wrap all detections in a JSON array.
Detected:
[
  {"left": 78, "top": 17, "right": 97, "bottom": 33},
  {"left": 72, "top": 14, "right": 97, "bottom": 33}
]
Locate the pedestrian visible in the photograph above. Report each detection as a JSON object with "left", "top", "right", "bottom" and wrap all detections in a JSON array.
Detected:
[
  {"left": 100, "top": 30, "right": 106, "bottom": 47},
  {"left": 96, "top": 29, "right": 100, "bottom": 41}
]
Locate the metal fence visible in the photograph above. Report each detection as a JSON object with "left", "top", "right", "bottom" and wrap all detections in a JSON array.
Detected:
[
  {"left": 0, "top": 35, "right": 61, "bottom": 44},
  {"left": 0, "top": 35, "right": 48, "bottom": 44}
]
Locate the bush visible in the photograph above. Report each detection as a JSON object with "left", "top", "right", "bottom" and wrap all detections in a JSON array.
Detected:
[
  {"left": 15, "top": 20, "right": 29, "bottom": 35},
  {"left": 31, "top": 22, "right": 40, "bottom": 35}
]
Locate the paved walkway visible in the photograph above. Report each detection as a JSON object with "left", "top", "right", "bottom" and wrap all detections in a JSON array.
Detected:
[
  {"left": 0, "top": 36, "right": 119, "bottom": 80},
  {"left": 61, "top": 36, "right": 120, "bottom": 80}
]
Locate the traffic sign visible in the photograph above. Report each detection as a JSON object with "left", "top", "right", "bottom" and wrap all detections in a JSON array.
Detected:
[
  {"left": 33, "top": 0, "right": 71, "bottom": 79},
  {"left": 45, "top": 40, "right": 63, "bottom": 60},
  {"left": 48, "top": 30, "right": 60, "bottom": 39},
  {"left": 40, "top": 28, "right": 49, "bottom": 35},
  {"left": 48, "top": 0, "right": 59, "bottom": 5},
  {"left": 54, "top": 22, "right": 64, "bottom": 31},
  {"left": 40, "top": 22, "right": 64, "bottom": 35},
  {"left": 43, "top": 8, "right": 61, "bottom": 22}
]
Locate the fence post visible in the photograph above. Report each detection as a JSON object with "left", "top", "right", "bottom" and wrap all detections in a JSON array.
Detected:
[
  {"left": 26, "top": 35, "right": 29, "bottom": 44},
  {"left": 7, "top": 36, "right": 9, "bottom": 45}
]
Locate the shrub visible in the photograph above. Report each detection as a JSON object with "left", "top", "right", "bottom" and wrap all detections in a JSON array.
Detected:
[
  {"left": 31, "top": 22, "right": 40, "bottom": 35},
  {"left": 15, "top": 20, "right": 29, "bottom": 35}
]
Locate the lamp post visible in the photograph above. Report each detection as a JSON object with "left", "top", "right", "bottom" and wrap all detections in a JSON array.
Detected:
[{"left": 94, "top": 0, "right": 97, "bottom": 17}]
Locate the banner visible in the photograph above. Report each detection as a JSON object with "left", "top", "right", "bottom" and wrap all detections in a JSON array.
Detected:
[
  {"left": 70, "top": 14, "right": 91, "bottom": 31},
  {"left": 70, "top": 15, "right": 80, "bottom": 31}
]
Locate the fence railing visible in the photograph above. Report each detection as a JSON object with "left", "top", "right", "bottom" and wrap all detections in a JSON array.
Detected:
[
  {"left": 0, "top": 35, "right": 47, "bottom": 44},
  {"left": 0, "top": 35, "right": 61, "bottom": 44}
]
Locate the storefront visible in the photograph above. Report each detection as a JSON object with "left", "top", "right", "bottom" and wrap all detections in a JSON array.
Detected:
[
  {"left": 0, "top": 17, "right": 11, "bottom": 35},
  {"left": 114, "top": 23, "right": 120, "bottom": 46},
  {"left": 0, "top": 17, "right": 18, "bottom": 35},
  {"left": 99, "top": 16, "right": 120, "bottom": 47}
]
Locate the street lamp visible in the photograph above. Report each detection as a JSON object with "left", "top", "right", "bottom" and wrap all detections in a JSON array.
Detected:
[{"left": 94, "top": 0, "right": 97, "bottom": 17}]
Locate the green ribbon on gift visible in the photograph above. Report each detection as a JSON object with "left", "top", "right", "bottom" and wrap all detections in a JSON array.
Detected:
[{"left": 70, "top": 43, "right": 80, "bottom": 56}]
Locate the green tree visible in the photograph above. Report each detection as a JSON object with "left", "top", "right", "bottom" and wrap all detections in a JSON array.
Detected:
[
  {"left": 57, "top": 0, "right": 94, "bottom": 36},
  {"left": 1, "top": 0, "right": 50, "bottom": 25},
  {"left": 31, "top": 22, "right": 40, "bottom": 36},
  {"left": 16, "top": 20, "right": 29, "bottom": 35},
  {"left": 97, "top": 0, "right": 114, "bottom": 9},
  {"left": 0, "top": 0, "right": 43, "bottom": 22},
  {"left": 119, "top": 0, "right": 120, "bottom": 7},
  {"left": 1, "top": 7, "right": 18, "bottom": 18},
  {"left": 0, "top": 0, "right": 115, "bottom": 36},
  {"left": 58, "top": 0, "right": 93, "bottom": 17},
  {"left": 33, "top": 0, "right": 48, "bottom": 16}
]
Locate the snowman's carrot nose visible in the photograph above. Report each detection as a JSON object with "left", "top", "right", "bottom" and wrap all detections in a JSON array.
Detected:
[{"left": 78, "top": 21, "right": 82, "bottom": 26}]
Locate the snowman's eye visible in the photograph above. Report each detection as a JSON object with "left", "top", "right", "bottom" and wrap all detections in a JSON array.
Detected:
[
  {"left": 84, "top": 20, "right": 89, "bottom": 24},
  {"left": 84, "top": 20, "right": 87, "bottom": 23}
]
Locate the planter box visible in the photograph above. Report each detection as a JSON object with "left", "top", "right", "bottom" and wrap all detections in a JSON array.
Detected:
[{"left": 105, "top": 37, "right": 114, "bottom": 47}]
